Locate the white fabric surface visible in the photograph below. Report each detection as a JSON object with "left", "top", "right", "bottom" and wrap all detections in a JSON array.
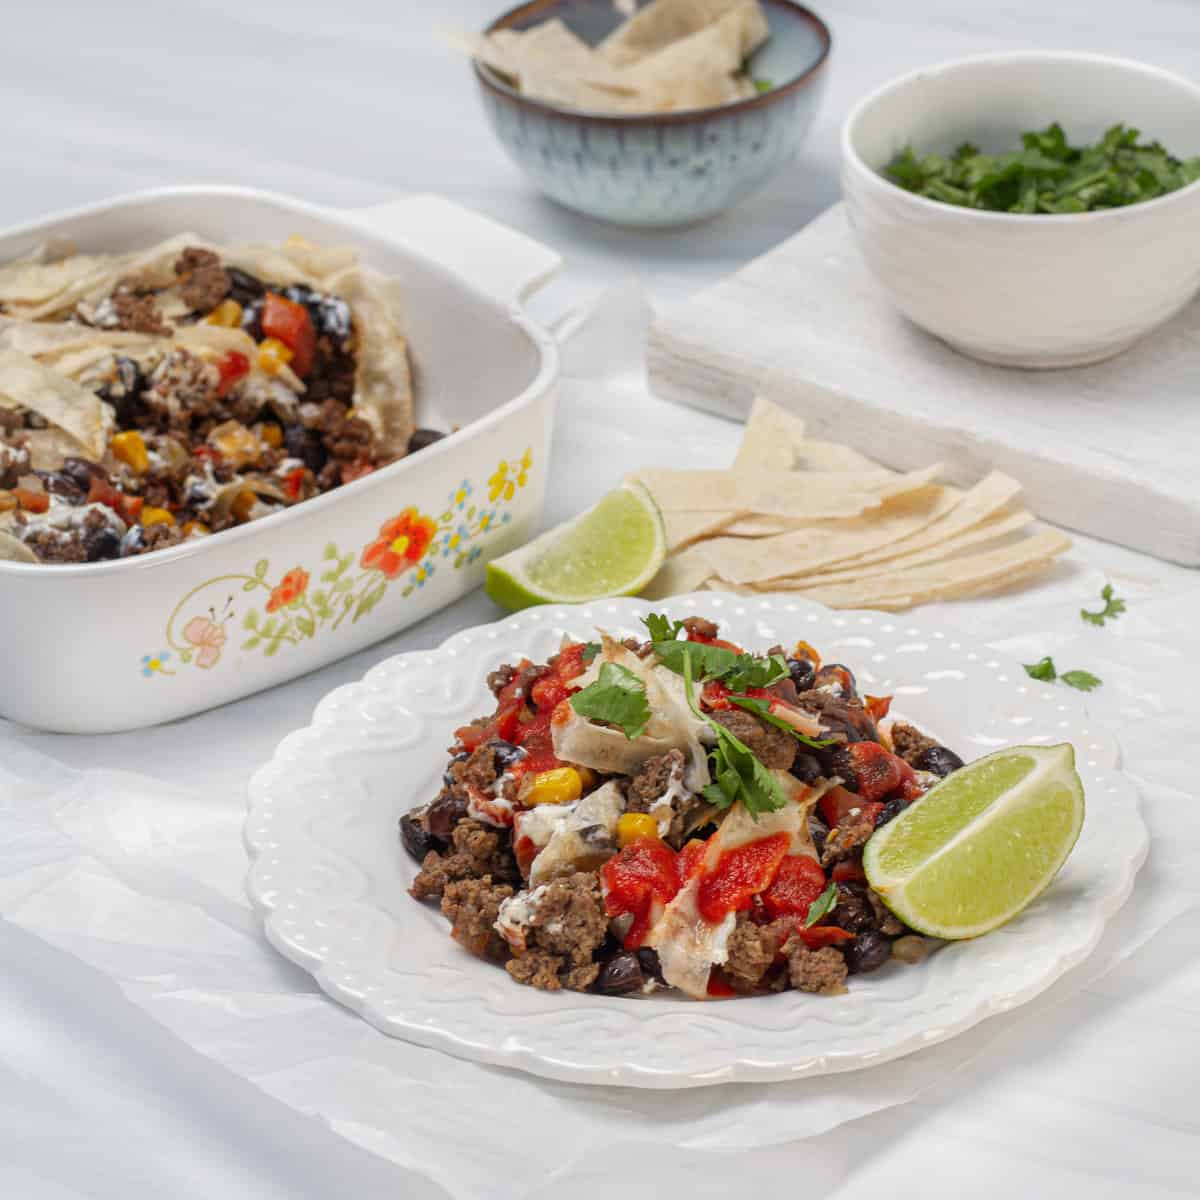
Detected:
[{"left": 2, "top": 2, "right": 1199, "bottom": 1196}]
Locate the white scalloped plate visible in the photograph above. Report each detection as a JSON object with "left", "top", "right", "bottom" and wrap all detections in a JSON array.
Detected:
[{"left": 245, "top": 594, "right": 1146, "bottom": 1088}]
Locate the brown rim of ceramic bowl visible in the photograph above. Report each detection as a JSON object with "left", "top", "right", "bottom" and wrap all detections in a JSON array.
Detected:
[{"left": 474, "top": 0, "right": 832, "bottom": 126}]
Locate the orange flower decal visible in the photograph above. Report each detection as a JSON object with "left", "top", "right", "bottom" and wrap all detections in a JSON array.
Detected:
[
  {"left": 361, "top": 508, "right": 437, "bottom": 579},
  {"left": 266, "top": 567, "right": 310, "bottom": 613}
]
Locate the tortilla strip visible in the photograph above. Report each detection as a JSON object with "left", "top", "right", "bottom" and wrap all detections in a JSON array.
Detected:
[
  {"left": 795, "top": 440, "right": 880, "bottom": 473},
  {"left": 622, "top": 3, "right": 769, "bottom": 111},
  {"left": 599, "top": 0, "right": 748, "bottom": 67},
  {"left": 642, "top": 542, "right": 715, "bottom": 599},
  {"left": 0, "top": 315, "right": 154, "bottom": 359},
  {"left": 760, "top": 508, "right": 1037, "bottom": 590},
  {"left": 325, "top": 265, "right": 415, "bottom": 457},
  {"left": 0, "top": 529, "right": 37, "bottom": 563},
  {"left": 636, "top": 465, "right": 940, "bottom": 519},
  {"left": 277, "top": 236, "right": 359, "bottom": 282},
  {"left": 779, "top": 531, "right": 1072, "bottom": 609},
  {"left": 733, "top": 394, "right": 802, "bottom": 472},
  {"left": 0, "top": 252, "right": 120, "bottom": 308},
  {"left": 0, "top": 349, "right": 110, "bottom": 459},
  {"left": 695, "top": 484, "right": 961, "bottom": 584}
]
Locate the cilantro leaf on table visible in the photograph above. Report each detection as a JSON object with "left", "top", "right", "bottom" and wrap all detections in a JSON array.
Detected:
[
  {"left": 1081, "top": 583, "right": 1126, "bottom": 627},
  {"left": 726, "top": 695, "right": 835, "bottom": 751},
  {"left": 1023, "top": 656, "right": 1103, "bottom": 692},
  {"left": 682, "top": 652, "right": 787, "bottom": 817},
  {"left": 569, "top": 662, "right": 651, "bottom": 739},
  {"left": 1060, "top": 669, "right": 1103, "bottom": 693},
  {"left": 753, "top": 78, "right": 773, "bottom": 94},
  {"left": 804, "top": 881, "right": 839, "bottom": 928}
]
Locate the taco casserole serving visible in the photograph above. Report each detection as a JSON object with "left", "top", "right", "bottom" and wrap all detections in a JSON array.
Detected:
[{"left": 0, "top": 234, "right": 429, "bottom": 564}]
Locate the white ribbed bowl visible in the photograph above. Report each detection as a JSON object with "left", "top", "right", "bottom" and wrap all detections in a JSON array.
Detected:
[{"left": 841, "top": 52, "right": 1200, "bottom": 368}]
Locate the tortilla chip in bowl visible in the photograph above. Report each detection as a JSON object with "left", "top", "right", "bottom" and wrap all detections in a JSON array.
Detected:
[{"left": 471, "top": 0, "right": 831, "bottom": 227}]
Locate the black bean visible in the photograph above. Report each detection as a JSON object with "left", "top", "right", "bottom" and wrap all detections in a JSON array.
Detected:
[
  {"left": 399, "top": 811, "right": 438, "bottom": 863},
  {"left": 227, "top": 267, "right": 266, "bottom": 301},
  {"left": 844, "top": 929, "right": 891, "bottom": 975},
  {"left": 876, "top": 797, "right": 906, "bottom": 828},
  {"left": 61, "top": 457, "right": 105, "bottom": 489},
  {"left": 83, "top": 526, "right": 123, "bottom": 562},
  {"left": 912, "top": 746, "right": 965, "bottom": 777},
  {"left": 407, "top": 428, "right": 446, "bottom": 455},
  {"left": 790, "top": 751, "right": 824, "bottom": 785},
  {"left": 787, "top": 656, "right": 816, "bottom": 692},
  {"left": 284, "top": 424, "right": 327, "bottom": 474},
  {"left": 808, "top": 813, "right": 829, "bottom": 859},
  {"left": 39, "top": 471, "right": 85, "bottom": 503},
  {"left": 822, "top": 746, "right": 860, "bottom": 792},
  {"left": 596, "top": 952, "right": 644, "bottom": 995},
  {"left": 814, "top": 664, "right": 858, "bottom": 700},
  {"left": 636, "top": 947, "right": 664, "bottom": 982},
  {"left": 830, "top": 882, "right": 876, "bottom": 934},
  {"left": 488, "top": 739, "right": 526, "bottom": 771},
  {"left": 425, "top": 791, "right": 467, "bottom": 841}
]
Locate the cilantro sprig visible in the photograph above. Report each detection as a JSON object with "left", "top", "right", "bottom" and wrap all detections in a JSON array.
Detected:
[
  {"left": 569, "top": 662, "right": 652, "bottom": 739},
  {"left": 885, "top": 122, "right": 1200, "bottom": 214},
  {"left": 804, "top": 881, "right": 838, "bottom": 928},
  {"left": 1023, "top": 656, "right": 1102, "bottom": 693},
  {"left": 681, "top": 652, "right": 787, "bottom": 817},
  {"left": 1081, "top": 584, "right": 1126, "bottom": 627},
  {"left": 642, "top": 613, "right": 789, "bottom": 692}
]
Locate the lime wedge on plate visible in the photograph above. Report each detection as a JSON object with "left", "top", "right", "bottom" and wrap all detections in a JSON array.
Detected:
[
  {"left": 864, "top": 744, "right": 1085, "bottom": 940},
  {"left": 486, "top": 481, "right": 666, "bottom": 611}
]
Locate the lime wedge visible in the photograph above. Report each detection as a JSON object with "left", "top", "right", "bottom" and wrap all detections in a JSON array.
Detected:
[
  {"left": 486, "top": 481, "right": 666, "bottom": 611},
  {"left": 863, "top": 744, "right": 1085, "bottom": 940}
]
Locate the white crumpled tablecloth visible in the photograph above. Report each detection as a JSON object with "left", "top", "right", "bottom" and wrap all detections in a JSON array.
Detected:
[{"left": 1, "top": 287, "right": 1198, "bottom": 1199}]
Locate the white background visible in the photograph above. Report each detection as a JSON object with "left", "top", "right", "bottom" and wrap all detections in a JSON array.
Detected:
[{"left": 1, "top": 3, "right": 1199, "bottom": 1198}]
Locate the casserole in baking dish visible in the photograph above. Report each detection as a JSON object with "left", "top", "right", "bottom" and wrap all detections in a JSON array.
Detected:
[{"left": 0, "top": 187, "right": 560, "bottom": 733}]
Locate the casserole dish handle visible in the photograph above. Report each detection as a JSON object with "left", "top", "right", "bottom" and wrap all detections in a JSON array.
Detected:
[{"left": 345, "top": 194, "right": 562, "bottom": 308}]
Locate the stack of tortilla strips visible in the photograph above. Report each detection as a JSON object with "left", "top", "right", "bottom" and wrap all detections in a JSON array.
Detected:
[
  {"left": 637, "top": 396, "right": 1071, "bottom": 610},
  {"left": 454, "top": 0, "right": 770, "bottom": 114}
]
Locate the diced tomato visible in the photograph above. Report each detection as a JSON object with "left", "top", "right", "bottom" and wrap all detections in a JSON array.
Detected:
[
  {"left": 701, "top": 680, "right": 776, "bottom": 712},
  {"left": 86, "top": 475, "right": 125, "bottom": 512},
  {"left": 283, "top": 466, "right": 306, "bottom": 500},
  {"left": 601, "top": 837, "right": 681, "bottom": 949},
  {"left": 696, "top": 832, "right": 790, "bottom": 924},
  {"left": 676, "top": 838, "right": 708, "bottom": 886},
  {"left": 215, "top": 350, "right": 250, "bottom": 398},
  {"left": 865, "top": 694, "right": 893, "bottom": 722},
  {"left": 789, "top": 925, "right": 856, "bottom": 949},
  {"left": 262, "top": 293, "right": 316, "bottom": 376},
  {"left": 831, "top": 859, "right": 867, "bottom": 884},
  {"left": 829, "top": 742, "right": 917, "bottom": 804},
  {"left": 760, "top": 854, "right": 828, "bottom": 919},
  {"left": 119, "top": 493, "right": 144, "bottom": 523},
  {"left": 12, "top": 487, "right": 48, "bottom": 514},
  {"left": 340, "top": 459, "right": 375, "bottom": 485},
  {"left": 819, "top": 784, "right": 863, "bottom": 828},
  {"left": 192, "top": 445, "right": 220, "bottom": 464},
  {"left": 706, "top": 970, "right": 737, "bottom": 998}
]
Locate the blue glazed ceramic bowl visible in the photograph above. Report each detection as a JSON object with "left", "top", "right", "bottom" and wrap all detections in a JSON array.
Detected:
[{"left": 474, "top": 0, "right": 831, "bottom": 228}]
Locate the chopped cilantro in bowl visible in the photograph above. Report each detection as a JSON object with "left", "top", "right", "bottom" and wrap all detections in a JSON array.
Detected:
[{"left": 883, "top": 122, "right": 1200, "bottom": 213}]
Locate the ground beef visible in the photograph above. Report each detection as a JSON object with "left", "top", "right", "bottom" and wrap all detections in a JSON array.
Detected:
[
  {"left": 620, "top": 636, "right": 654, "bottom": 657},
  {"left": 124, "top": 521, "right": 184, "bottom": 557},
  {"left": 890, "top": 721, "right": 939, "bottom": 766},
  {"left": 681, "top": 616, "right": 720, "bottom": 640},
  {"left": 724, "top": 913, "right": 780, "bottom": 992},
  {"left": 783, "top": 937, "right": 848, "bottom": 995},
  {"left": 19, "top": 524, "right": 87, "bottom": 563},
  {"left": 145, "top": 350, "right": 220, "bottom": 431},
  {"left": 793, "top": 690, "right": 878, "bottom": 744},
  {"left": 174, "top": 247, "right": 230, "bottom": 315},
  {"left": 441, "top": 877, "right": 513, "bottom": 960},
  {"left": 626, "top": 750, "right": 685, "bottom": 810},
  {"left": 820, "top": 808, "right": 877, "bottom": 867},
  {"left": 710, "top": 708, "right": 796, "bottom": 771},
  {"left": 111, "top": 285, "right": 170, "bottom": 335},
  {"left": 486, "top": 663, "right": 518, "bottom": 697},
  {"left": 503, "top": 873, "right": 607, "bottom": 993},
  {"left": 314, "top": 399, "right": 376, "bottom": 488},
  {"left": 444, "top": 742, "right": 506, "bottom": 800},
  {"left": 409, "top": 819, "right": 517, "bottom": 901},
  {"left": 304, "top": 337, "right": 357, "bottom": 407},
  {"left": 0, "top": 440, "right": 30, "bottom": 488}
]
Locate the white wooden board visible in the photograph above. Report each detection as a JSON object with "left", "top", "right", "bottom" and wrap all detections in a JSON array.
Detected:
[{"left": 647, "top": 203, "right": 1199, "bottom": 567}]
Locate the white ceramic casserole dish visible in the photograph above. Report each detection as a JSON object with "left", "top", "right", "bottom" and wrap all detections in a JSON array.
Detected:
[{"left": 0, "top": 187, "right": 561, "bottom": 733}]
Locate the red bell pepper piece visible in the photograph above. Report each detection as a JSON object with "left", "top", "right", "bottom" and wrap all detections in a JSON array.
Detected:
[
  {"left": 789, "top": 925, "right": 856, "bottom": 949},
  {"left": 86, "top": 475, "right": 125, "bottom": 513},
  {"left": 283, "top": 466, "right": 306, "bottom": 500},
  {"left": 865, "top": 694, "right": 893, "bottom": 722},
  {"left": 696, "top": 832, "right": 790, "bottom": 924},
  {"left": 706, "top": 970, "right": 738, "bottom": 998},
  {"left": 832, "top": 742, "right": 917, "bottom": 804},
  {"left": 601, "top": 837, "right": 681, "bottom": 949},
  {"left": 831, "top": 859, "right": 867, "bottom": 884},
  {"left": 760, "top": 854, "right": 828, "bottom": 919},
  {"left": 819, "top": 785, "right": 885, "bottom": 831},
  {"left": 215, "top": 350, "right": 250, "bottom": 398},
  {"left": 12, "top": 487, "right": 48, "bottom": 514},
  {"left": 262, "top": 293, "right": 316, "bottom": 377}
]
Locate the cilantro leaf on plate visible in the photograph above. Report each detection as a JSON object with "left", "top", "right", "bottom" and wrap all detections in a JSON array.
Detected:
[{"left": 569, "top": 662, "right": 651, "bottom": 739}]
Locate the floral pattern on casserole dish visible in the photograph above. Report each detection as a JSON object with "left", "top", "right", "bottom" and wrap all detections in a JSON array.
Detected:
[{"left": 141, "top": 448, "right": 531, "bottom": 675}]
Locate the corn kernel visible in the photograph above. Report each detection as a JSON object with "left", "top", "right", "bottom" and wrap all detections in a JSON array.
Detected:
[
  {"left": 0, "top": 491, "right": 15, "bottom": 514},
  {"left": 230, "top": 490, "right": 257, "bottom": 523},
  {"left": 616, "top": 812, "right": 660, "bottom": 847},
  {"left": 181, "top": 520, "right": 210, "bottom": 538},
  {"left": 524, "top": 767, "right": 583, "bottom": 807},
  {"left": 204, "top": 299, "right": 243, "bottom": 328},
  {"left": 110, "top": 430, "right": 149, "bottom": 474},
  {"left": 208, "top": 419, "right": 261, "bottom": 469},
  {"left": 140, "top": 506, "right": 175, "bottom": 527},
  {"left": 576, "top": 766, "right": 597, "bottom": 791},
  {"left": 258, "top": 337, "right": 293, "bottom": 375},
  {"left": 257, "top": 421, "right": 283, "bottom": 449}
]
